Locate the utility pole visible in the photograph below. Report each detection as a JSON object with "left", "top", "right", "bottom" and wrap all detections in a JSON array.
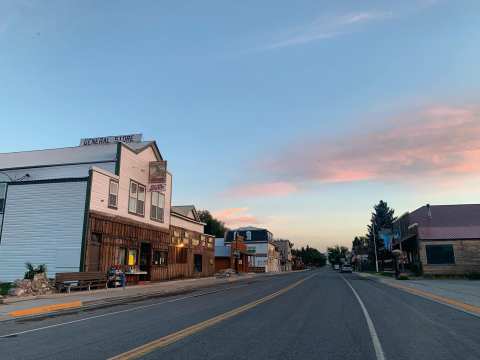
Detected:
[{"left": 372, "top": 220, "right": 379, "bottom": 273}]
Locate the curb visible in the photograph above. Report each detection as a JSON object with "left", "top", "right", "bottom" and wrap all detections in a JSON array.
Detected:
[{"left": 357, "top": 272, "right": 480, "bottom": 318}]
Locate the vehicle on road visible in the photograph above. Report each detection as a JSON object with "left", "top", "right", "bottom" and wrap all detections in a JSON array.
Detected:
[
  {"left": 333, "top": 264, "right": 340, "bottom": 270},
  {"left": 340, "top": 264, "right": 352, "bottom": 273}
]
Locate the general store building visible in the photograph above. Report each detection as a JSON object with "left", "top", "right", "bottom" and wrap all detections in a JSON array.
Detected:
[{"left": 0, "top": 135, "right": 214, "bottom": 283}]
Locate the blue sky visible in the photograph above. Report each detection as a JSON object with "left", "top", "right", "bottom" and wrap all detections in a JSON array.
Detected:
[{"left": 1, "top": 0, "right": 480, "bottom": 250}]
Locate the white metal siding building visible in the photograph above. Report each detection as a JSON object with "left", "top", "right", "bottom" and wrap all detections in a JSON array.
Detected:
[{"left": 0, "top": 180, "right": 87, "bottom": 281}]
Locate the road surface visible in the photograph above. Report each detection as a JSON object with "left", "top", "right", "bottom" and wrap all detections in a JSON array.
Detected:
[{"left": 1, "top": 269, "right": 479, "bottom": 360}]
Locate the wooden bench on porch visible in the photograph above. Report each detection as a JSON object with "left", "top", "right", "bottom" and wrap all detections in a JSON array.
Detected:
[{"left": 55, "top": 272, "right": 108, "bottom": 293}]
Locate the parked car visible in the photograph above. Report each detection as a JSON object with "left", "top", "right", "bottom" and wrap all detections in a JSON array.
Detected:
[
  {"left": 333, "top": 264, "right": 340, "bottom": 270},
  {"left": 340, "top": 264, "right": 352, "bottom": 273}
]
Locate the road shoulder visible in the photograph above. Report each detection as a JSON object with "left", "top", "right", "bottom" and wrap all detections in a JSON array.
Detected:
[{"left": 356, "top": 272, "right": 480, "bottom": 318}]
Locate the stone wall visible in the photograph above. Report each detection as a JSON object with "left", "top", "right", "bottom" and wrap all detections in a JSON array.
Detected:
[{"left": 419, "top": 239, "right": 480, "bottom": 275}]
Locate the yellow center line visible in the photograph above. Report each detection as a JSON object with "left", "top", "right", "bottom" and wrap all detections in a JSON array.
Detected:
[{"left": 108, "top": 273, "right": 317, "bottom": 360}]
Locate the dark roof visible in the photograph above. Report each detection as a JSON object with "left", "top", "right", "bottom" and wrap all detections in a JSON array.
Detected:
[
  {"left": 409, "top": 204, "right": 480, "bottom": 240},
  {"left": 171, "top": 205, "right": 200, "bottom": 222}
]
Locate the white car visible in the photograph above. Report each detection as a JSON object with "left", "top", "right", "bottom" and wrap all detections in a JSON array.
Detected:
[
  {"left": 333, "top": 264, "right": 340, "bottom": 270},
  {"left": 341, "top": 264, "right": 353, "bottom": 273}
]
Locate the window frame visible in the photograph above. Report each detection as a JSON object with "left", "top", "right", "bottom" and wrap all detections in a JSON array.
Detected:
[
  {"left": 0, "top": 182, "right": 7, "bottom": 214},
  {"left": 152, "top": 250, "right": 168, "bottom": 266},
  {"left": 150, "top": 191, "right": 165, "bottom": 223},
  {"left": 425, "top": 244, "right": 456, "bottom": 265},
  {"left": 128, "top": 180, "right": 146, "bottom": 217},
  {"left": 108, "top": 179, "right": 119, "bottom": 209}
]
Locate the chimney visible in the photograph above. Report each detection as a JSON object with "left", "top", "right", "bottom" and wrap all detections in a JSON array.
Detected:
[{"left": 427, "top": 204, "right": 432, "bottom": 219}]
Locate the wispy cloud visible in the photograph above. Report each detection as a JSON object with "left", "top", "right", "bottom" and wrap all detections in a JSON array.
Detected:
[
  {"left": 261, "top": 104, "right": 480, "bottom": 186},
  {"left": 213, "top": 207, "right": 260, "bottom": 227},
  {"left": 265, "top": 10, "right": 392, "bottom": 50},
  {"left": 224, "top": 181, "right": 297, "bottom": 198}
]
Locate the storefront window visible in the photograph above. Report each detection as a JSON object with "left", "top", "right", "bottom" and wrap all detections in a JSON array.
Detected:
[
  {"left": 426, "top": 245, "right": 455, "bottom": 265},
  {"left": 153, "top": 251, "right": 168, "bottom": 266},
  {"left": 128, "top": 249, "right": 138, "bottom": 266},
  {"left": 117, "top": 247, "right": 127, "bottom": 265}
]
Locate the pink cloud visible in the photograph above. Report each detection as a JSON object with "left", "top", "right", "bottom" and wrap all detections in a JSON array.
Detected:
[
  {"left": 225, "top": 182, "right": 297, "bottom": 198},
  {"left": 260, "top": 104, "right": 480, "bottom": 185},
  {"left": 213, "top": 207, "right": 260, "bottom": 227}
]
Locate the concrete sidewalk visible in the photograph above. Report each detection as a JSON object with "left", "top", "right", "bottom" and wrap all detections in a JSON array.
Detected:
[
  {"left": 0, "top": 274, "right": 257, "bottom": 322},
  {"left": 358, "top": 272, "right": 480, "bottom": 316}
]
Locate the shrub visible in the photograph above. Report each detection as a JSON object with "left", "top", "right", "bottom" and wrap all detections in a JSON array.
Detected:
[
  {"left": 0, "top": 283, "right": 12, "bottom": 296},
  {"left": 466, "top": 272, "right": 480, "bottom": 280},
  {"left": 398, "top": 274, "right": 409, "bottom": 280},
  {"left": 410, "top": 262, "right": 423, "bottom": 277},
  {"left": 24, "top": 262, "right": 47, "bottom": 280}
]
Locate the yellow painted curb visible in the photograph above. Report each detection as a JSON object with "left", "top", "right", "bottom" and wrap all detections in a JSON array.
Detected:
[
  {"left": 9, "top": 300, "right": 83, "bottom": 317},
  {"left": 388, "top": 282, "right": 480, "bottom": 315}
]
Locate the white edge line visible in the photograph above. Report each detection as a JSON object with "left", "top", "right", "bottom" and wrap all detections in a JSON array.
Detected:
[
  {"left": 0, "top": 284, "right": 248, "bottom": 339},
  {"left": 341, "top": 275, "right": 386, "bottom": 360}
]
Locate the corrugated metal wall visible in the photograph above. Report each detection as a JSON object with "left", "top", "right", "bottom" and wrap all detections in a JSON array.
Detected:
[{"left": 0, "top": 181, "right": 87, "bottom": 282}]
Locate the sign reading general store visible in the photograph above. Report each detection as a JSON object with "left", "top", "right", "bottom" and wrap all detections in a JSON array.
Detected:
[{"left": 80, "top": 134, "right": 142, "bottom": 146}]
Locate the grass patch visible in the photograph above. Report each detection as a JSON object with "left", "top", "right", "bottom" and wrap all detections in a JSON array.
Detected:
[
  {"left": 397, "top": 274, "right": 409, "bottom": 280},
  {"left": 0, "top": 283, "right": 12, "bottom": 296}
]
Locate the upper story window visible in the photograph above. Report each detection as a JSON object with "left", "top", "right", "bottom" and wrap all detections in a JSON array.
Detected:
[
  {"left": 150, "top": 191, "right": 165, "bottom": 222},
  {"left": 246, "top": 231, "right": 252, "bottom": 241},
  {"left": 128, "top": 180, "right": 145, "bottom": 216},
  {"left": 108, "top": 180, "right": 119, "bottom": 209},
  {"left": 0, "top": 183, "right": 6, "bottom": 214}
]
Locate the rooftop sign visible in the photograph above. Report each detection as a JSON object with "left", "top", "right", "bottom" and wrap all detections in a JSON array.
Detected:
[{"left": 80, "top": 134, "right": 142, "bottom": 146}]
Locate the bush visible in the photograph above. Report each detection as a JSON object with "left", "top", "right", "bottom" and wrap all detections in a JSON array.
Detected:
[
  {"left": 24, "top": 262, "right": 47, "bottom": 280},
  {"left": 398, "top": 274, "right": 409, "bottom": 280},
  {"left": 466, "top": 272, "right": 480, "bottom": 280},
  {"left": 0, "top": 283, "right": 12, "bottom": 296},
  {"left": 410, "top": 262, "right": 423, "bottom": 277}
]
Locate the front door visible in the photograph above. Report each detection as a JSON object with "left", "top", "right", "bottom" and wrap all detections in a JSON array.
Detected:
[
  {"left": 140, "top": 242, "right": 151, "bottom": 280},
  {"left": 86, "top": 233, "right": 102, "bottom": 271},
  {"left": 194, "top": 254, "right": 202, "bottom": 273}
]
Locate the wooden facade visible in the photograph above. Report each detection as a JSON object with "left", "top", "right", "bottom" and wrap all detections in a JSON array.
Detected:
[{"left": 84, "top": 211, "right": 215, "bottom": 283}]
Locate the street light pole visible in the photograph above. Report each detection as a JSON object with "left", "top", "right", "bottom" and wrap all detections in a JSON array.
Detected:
[{"left": 372, "top": 220, "right": 379, "bottom": 273}]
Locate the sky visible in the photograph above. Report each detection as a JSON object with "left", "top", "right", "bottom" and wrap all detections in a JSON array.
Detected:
[{"left": 1, "top": 0, "right": 480, "bottom": 251}]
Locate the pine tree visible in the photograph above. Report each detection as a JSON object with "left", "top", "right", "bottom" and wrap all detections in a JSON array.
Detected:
[{"left": 366, "top": 200, "right": 396, "bottom": 267}]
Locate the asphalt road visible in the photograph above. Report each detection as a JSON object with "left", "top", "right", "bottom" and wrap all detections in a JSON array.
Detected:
[{"left": 1, "top": 269, "right": 479, "bottom": 360}]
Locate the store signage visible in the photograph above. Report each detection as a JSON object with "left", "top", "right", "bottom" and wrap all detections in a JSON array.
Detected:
[
  {"left": 80, "top": 134, "right": 142, "bottom": 146},
  {"left": 149, "top": 160, "right": 167, "bottom": 193}
]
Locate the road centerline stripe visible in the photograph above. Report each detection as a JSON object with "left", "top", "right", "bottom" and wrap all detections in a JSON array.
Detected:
[
  {"left": 108, "top": 273, "right": 318, "bottom": 360},
  {"left": 0, "top": 284, "right": 249, "bottom": 339},
  {"left": 341, "top": 275, "right": 386, "bottom": 360}
]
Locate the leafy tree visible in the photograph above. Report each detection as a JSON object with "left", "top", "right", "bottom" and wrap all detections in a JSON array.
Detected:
[
  {"left": 198, "top": 210, "right": 228, "bottom": 238},
  {"left": 292, "top": 246, "right": 326, "bottom": 267},
  {"left": 327, "top": 245, "right": 349, "bottom": 265},
  {"left": 367, "top": 200, "right": 396, "bottom": 265}
]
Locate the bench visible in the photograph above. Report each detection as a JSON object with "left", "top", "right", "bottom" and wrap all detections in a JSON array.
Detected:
[{"left": 55, "top": 272, "right": 108, "bottom": 293}]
